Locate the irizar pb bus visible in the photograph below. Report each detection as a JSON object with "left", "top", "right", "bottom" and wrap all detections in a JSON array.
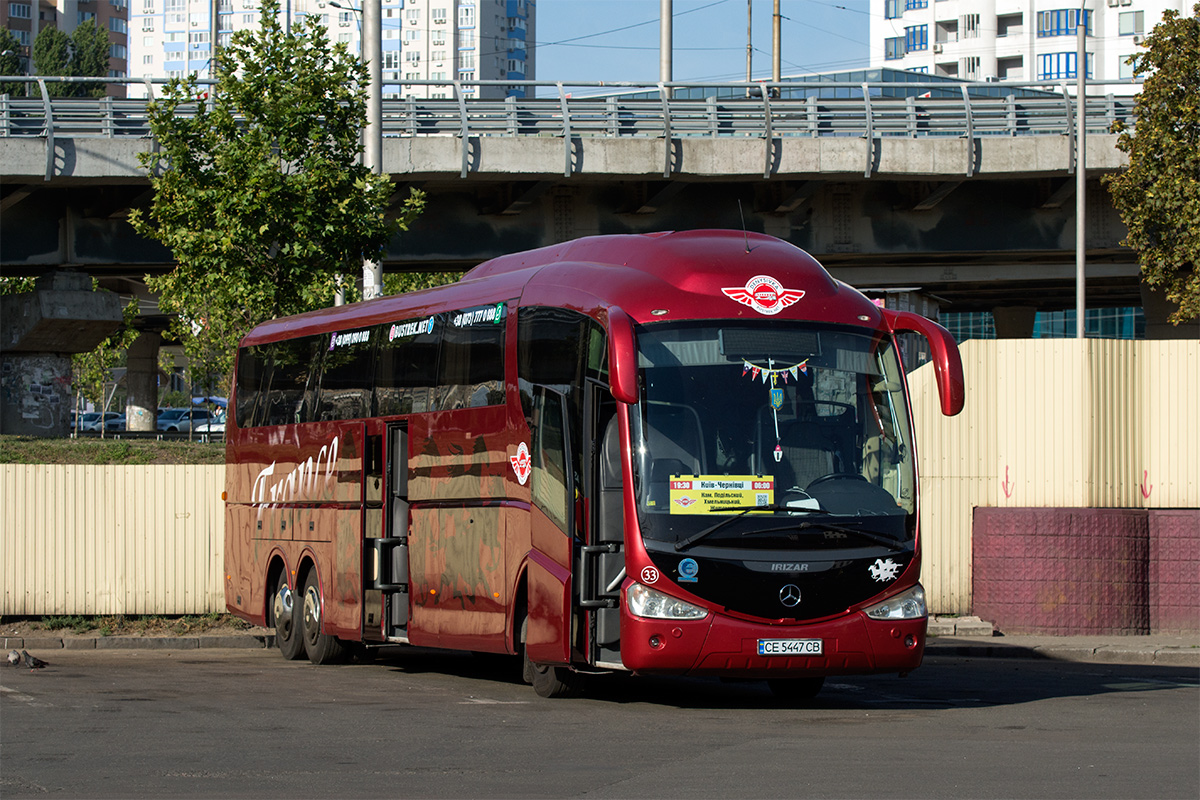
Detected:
[{"left": 225, "top": 230, "right": 965, "bottom": 699}]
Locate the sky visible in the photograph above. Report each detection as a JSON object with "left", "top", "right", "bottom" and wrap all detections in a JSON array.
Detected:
[{"left": 531, "top": 0, "right": 873, "bottom": 87}]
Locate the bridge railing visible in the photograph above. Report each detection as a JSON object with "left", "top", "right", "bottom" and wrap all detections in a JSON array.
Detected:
[{"left": 0, "top": 77, "right": 1136, "bottom": 142}]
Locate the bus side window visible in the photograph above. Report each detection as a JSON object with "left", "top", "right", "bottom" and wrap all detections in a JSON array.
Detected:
[
  {"left": 436, "top": 308, "right": 504, "bottom": 411},
  {"left": 376, "top": 318, "right": 439, "bottom": 416},
  {"left": 263, "top": 336, "right": 322, "bottom": 426},
  {"left": 234, "top": 344, "right": 269, "bottom": 429},
  {"left": 316, "top": 330, "right": 377, "bottom": 421}
]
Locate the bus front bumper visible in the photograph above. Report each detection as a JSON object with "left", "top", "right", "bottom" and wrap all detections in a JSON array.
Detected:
[{"left": 618, "top": 606, "right": 926, "bottom": 678}]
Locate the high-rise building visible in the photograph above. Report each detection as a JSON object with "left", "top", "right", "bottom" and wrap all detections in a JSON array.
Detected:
[
  {"left": 869, "top": 0, "right": 1187, "bottom": 93},
  {"left": 127, "top": 0, "right": 534, "bottom": 99},
  {"left": 1, "top": 0, "right": 131, "bottom": 88}
]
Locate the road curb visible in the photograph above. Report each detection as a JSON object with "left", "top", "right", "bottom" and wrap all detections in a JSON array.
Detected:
[
  {"left": 926, "top": 638, "right": 1200, "bottom": 667},
  {"left": 3, "top": 634, "right": 274, "bottom": 652}
]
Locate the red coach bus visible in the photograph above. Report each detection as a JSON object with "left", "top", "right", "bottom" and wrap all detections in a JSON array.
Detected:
[{"left": 225, "top": 230, "right": 964, "bottom": 699}]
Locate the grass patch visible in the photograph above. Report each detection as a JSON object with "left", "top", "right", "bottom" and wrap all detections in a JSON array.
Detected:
[
  {"left": 4, "top": 614, "right": 254, "bottom": 637},
  {"left": 0, "top": 435, "right": 224, "bottom": 465}
]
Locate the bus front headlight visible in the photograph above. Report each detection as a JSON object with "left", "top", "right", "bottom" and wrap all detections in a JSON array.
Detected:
[
  {"left": 627, "top": 583, "right": 708, "bottom": 620},
  {"left": 864, "top": 583, "right": 926, "bottom": 620}
]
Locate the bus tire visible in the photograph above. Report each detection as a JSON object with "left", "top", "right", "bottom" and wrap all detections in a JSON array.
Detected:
[
  {"left": 301, "top": 570, "right": 347, "bottom": 665},
  {"left": 767, "top": 676, "right": 825, "bottom": 703},
  {"left": 273, "top": 573, "right": 305, "bottom": 661},
  {"left": 519, "top": 616, "right": 582, "bottom": 697},
  {"left": 519, "top": 617, "right": 534, "bottom": 685}
]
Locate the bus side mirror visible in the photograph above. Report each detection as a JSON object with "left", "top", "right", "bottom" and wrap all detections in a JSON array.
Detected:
[
  {"left": 884, "top": 309, "right": 965, "bottom": 417},
  {"left": 607, "top": 306, "right": 639, "bottom": 405}
]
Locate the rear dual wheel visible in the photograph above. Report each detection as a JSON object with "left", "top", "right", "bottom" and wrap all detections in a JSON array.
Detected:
[
  {"left": 301, "top": 571, "right": 348, "bottom": 665},
  {"left": 273, "top": 572, "right": 305, "bottom": 661}
]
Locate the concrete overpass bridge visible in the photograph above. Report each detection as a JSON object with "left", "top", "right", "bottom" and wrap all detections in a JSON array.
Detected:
[{"left": 1, "top": 77, "right": 1147, "bottom": 318}]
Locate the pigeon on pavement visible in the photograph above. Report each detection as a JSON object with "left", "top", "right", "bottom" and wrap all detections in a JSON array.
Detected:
[
  {"left": 7, "top": 649, "right": 19, "bottom": 667},
  {"left": 22, "top": 650, "right": 49, "bottom": 670}
]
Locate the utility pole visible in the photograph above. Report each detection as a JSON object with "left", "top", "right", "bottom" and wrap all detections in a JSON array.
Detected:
[
  {"left": 772, "top": 0, "right": 781, "bottom": 84},
  {"left": 660, "top": 0, "right": 672, "bottom": 84},
  {"left": 746, "top": 0, "right": 753, "bottom": 84},
  {"left": 362, "top": 0, "right": 383, "bottom": 300},
  {"left": 1075, "top": 1, "right": 1087, "bottom": 338}
]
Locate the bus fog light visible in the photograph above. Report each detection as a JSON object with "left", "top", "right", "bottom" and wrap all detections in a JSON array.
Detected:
[
  {"left": 627, "top": 583, "right": 708, "bottom": 620},
  {"left": 864, "top": 584, "right": 926, "bottom": 621}
]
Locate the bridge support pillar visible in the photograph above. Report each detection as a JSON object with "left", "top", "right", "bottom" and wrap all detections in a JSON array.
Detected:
[
  {"left": 0, "top": 270, "right": 123, "bottom": 436},
  {"left": 992, "top": 306, "right": 1037, "bottom": 339},
  {"left": 1140, "top": 280, "right": 1200, "bottom": 340},
  {"left": 125, "top": 329, "right": 162, "bottom": 432}
]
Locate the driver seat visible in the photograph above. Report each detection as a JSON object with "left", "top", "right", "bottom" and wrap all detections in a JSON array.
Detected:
[{"left": 775, "top": 422, "right": 836, "bottom": 490}]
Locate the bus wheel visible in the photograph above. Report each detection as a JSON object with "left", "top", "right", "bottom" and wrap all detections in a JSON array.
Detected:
[
  {"left": 531, "top": 662, "right": 584, "bottom": 699},
  {"left": 301, "top": 571, "right": 347, "bottom": 665},
  {"left": 767, "top": 677, "right": 825, "bottom": 703},
  {"left": 273, "top": 573, "right": 305, "bottom": 661}
]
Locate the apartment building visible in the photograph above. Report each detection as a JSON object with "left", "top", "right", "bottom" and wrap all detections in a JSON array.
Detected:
[
  {"left": 127, "top": 0, "right": 533, "bottom": 98},
  {"left": 869, "top": 0, "right": 1188, "bottom": 93},
  {"left": 2, "top": 0, "right": 131, "bottom": 84}
]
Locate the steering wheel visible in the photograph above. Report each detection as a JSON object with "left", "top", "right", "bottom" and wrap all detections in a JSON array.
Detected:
[{"left": 806, "top": 472, "right": 868, "bottom": 489}]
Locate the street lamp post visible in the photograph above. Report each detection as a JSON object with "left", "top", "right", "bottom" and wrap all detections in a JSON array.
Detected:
[{"left": 1075, "top": 2, "right": 1088, "bottom": 338}]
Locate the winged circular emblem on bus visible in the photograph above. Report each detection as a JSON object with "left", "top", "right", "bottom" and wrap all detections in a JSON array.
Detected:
[
  {"left": 510, "top": 442, "right": 532, "bottom": 485},
  {"left": 721, "top": 275, "right": 805, "bottom": 316}
]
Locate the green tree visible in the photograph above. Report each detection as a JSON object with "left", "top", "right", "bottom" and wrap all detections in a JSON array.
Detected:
[
  {"left": 129, "top": 0, "right": 424, "bottom": 384},
  {"left": 1105, "top": 3, "right": 1200, "bottom": 324},
  {"left": 71, "top": 289, "right": 140, "bottom": 416},
  {"left": 31, "top": 26, "right": 73, "bottom": 97},
  {"left": 383, "top": 270, "right": 463, "bottom": 296},
  {"left": 69, "top": 19, "right": 110, "bottom": 97},
  {"left": 0, "top": 28, "right": 25, "bottom": 96}
]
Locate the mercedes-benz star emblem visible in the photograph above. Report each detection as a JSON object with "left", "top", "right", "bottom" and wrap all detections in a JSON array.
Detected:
[{"left": 779, "top": 584, "right": 802, "bottom": 608}]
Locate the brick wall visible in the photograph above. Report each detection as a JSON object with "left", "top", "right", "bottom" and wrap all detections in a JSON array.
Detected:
[{"left": 973, "top": 508, "right": 1197, "bottom": 635}]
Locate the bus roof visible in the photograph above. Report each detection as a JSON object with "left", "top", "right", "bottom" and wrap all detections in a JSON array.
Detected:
[{"left": 242, "top": 230, "right": 882, "bottom": 347}]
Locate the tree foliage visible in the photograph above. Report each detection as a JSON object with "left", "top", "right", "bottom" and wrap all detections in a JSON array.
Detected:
[
  {"left": 0, "top": 28, "right": 24, "bottom": 96},
  {"left": 71, "top": 289, "right": 141, "bottom": 410},
  {"left": 69, "top": 20, "right": 111, "bottom": 97},
  {"left": 129, "top": 0, "right": 424, "bottom": 385},
  {"left": 1105, "top": 3, "right": 1200, "bottom": 324},
  {"left": 26, "top": 21, "right": 109, "bottom": 97},
  {"left": 32, "top": 27, "right": 72, "bottom": 96}
]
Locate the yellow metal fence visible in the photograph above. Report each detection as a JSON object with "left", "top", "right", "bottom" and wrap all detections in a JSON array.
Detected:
[
  {"left": 911, "top": 339, "right": 1200, "bottom": 613},
  {"left": 2, "top": 465, "right": 225, "bottom": 616}
]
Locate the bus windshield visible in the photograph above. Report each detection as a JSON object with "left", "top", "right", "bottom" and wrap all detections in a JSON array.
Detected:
[{"left": 631, "top": 322, "right": 916, "bottom": 547}]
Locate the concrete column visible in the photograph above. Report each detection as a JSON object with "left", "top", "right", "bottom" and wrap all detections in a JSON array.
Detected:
[
  {"left": 0, "top": 270, "right": 122, "bottom": 437},
  {"left": 124, "top": 329, "right": 162, "bottom": 432},
  {"left": 1141, "top": 281, "right": 1200, "bottom": 340},
  {"left": 0, "top": 353, "right": 73, "bottom": 435},
  {"left": 992, "top": 306, "right": 1037, "bottom": 338}
]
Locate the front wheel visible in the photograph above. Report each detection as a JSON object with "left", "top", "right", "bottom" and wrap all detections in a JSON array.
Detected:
[
  {"left": 767, "top": 676, "right": 825, "bottom": 703},
  {"left": 301, "top": 571, "right": 347, "bottom": 665},
  {"left": 520, "top": 617, "right": 583, "bottom": 698}
]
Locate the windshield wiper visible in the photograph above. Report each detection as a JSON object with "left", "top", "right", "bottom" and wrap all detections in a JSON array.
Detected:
[
  {"left": 741, "top": 520, "right": 903, "bottom": 550},
  {"left": 674, "top": 502, "right": 814, "bottom": 552}
]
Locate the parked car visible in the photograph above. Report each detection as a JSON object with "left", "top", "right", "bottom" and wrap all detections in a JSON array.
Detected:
[
  {"left": 104, "top": 414, "right": 127, "bottom": 432},
  {"left": 157, "top": 408, "right": 214, "bottom": 432},
  {"left": 194, "top": 409, "right": 226, "bottom": 435},
  {"left": 79, "top": 412, "right": 121, "bottom": 432}
]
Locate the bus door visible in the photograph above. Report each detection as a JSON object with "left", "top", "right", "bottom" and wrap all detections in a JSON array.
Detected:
[
  {"left": 579, "top": 380, "right": 624, "bottom": 669},
  {"left": 367, "top": 424, "right": 410, "bottom": 641},
  {"left": 525, "top": 387, "right": 575, "bottom": 665}
]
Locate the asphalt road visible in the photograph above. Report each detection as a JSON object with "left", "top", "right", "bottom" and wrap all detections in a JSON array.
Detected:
[{"left": 2, "top": 646, "right": 1197, "bottom": 799}]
